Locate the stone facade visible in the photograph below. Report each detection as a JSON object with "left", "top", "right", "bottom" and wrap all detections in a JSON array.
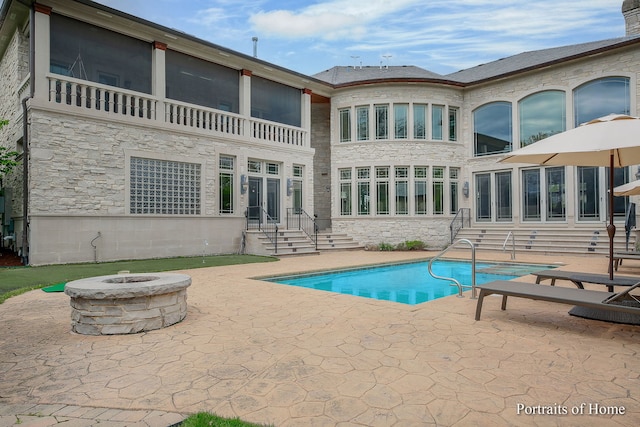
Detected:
[{"left": 310, "top": 102, "right": 331, "bottom": 229}]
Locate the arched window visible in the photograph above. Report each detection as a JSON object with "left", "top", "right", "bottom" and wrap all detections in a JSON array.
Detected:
[
  {"left": 519, "top": 91, "right": 566, "bottom": 147},
  {"left": 473, "top": 102, "right": 512, "bottom": 156},
  {"left": 574, "top": 77, "right": 630, "bottom": 126}
]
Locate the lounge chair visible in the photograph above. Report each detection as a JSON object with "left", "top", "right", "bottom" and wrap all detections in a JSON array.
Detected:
[
  {"left": 611, "top": 252, "right": 640, "bottom": 270},
  {"left": 531, "top": 269, "right": 638, "bottom": 292},
  {"left": 475, "top": 280, "right": 640, "bottom": 323}
]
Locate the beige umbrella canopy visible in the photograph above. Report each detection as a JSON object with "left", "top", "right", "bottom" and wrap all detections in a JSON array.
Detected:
[
  {"left": 500, "top": 113, "right": 640, "bottom": 279},
  {"left": 614, "top": 178, "right": 640, "bottom": 196}
]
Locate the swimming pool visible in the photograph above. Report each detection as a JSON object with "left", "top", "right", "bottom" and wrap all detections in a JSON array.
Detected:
[{"left": 263, "top": 260, "right": 555, "bottom": 305}]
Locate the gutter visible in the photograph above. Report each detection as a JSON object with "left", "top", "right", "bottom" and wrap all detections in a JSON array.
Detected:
[{"left": 20, "top": 0, "right": 34, "bottom": 265}]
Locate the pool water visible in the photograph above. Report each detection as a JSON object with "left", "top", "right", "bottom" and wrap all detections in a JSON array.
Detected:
[{"left": 263, "top": 260, "right": 554, "bottom": 305}]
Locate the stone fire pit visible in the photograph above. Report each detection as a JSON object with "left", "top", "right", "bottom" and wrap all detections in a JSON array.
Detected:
[{"left": 64, "top": 272, "right": 191, "bottom": 335}]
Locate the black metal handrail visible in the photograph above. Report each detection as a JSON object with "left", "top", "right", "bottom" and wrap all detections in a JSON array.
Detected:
[
  {"left": 450, "top": 207, "right": 471, "bottom": 243},
  {"left": 246, "top": 206, "right": 278, "bottom": 253},
  {"left": 287, "top": 208, "right": 318, "bottom": 249}
]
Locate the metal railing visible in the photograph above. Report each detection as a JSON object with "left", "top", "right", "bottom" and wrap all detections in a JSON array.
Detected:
[
  {"left": 450, "top": 208, "right": 471, "bottom": 243},
  {"left": 427, "top": 238, "right": 478, "bottom": 299},
  {"left": 286, "top": 208, "right": 318, "bottom": 249},
  {"left": 246, "top": 206, "right": 279, "bottom": 253},
  {"left": 503, "top": 231, "right": 516, "bottom": 260}
]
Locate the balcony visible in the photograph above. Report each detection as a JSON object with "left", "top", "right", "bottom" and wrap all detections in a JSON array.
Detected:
[{"left": 45, "top": 74, "right": 308, "bottom": 147}]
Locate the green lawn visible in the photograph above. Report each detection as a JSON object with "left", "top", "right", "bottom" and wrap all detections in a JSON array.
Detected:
[{"left": 0, "top": 254, "right": 277, "bottom": 303}]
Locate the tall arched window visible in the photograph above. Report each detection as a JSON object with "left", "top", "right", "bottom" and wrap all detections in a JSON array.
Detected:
[
  {"left": 574, "top": 77, "right": 630, "bottom": 126},
  {"left": 473, "top": 102, "right": 512, "bottom": 156},
  {"left": 519, "top": 91, "right": 566, "bottom": 147}
]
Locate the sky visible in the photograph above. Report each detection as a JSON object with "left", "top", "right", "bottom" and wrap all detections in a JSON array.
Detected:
[{"left": 91, "top": 0, "right": 626, "bottom": 77}]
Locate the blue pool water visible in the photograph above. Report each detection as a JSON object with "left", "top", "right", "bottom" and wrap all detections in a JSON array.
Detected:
[{"left": 263, "top": 260, "right": 554, "bottom": 305}]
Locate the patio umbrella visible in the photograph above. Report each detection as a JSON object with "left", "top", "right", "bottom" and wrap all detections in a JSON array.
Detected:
[
  {"left": 500, "top": 113, "right": 640, "bottom": 279},
  {"left": 614, "top": 178, "right": 640, "bottom": 196}
]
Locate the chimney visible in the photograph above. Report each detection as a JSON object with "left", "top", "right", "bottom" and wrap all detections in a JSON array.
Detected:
[
  {"left": 622, "top": 0, "right": 640, "bottom": 36},
  {"left": 252, "top": 37, "right": 258, "bottom": 58}
]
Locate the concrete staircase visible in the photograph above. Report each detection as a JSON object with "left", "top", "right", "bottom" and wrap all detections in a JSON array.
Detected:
[
  {"left": 453, "top": 226, "right": 637, "bottom": 256},
  {"left": 316, "top": 231, "right": 363, "bottom": 251},
  {"left": 244, "top": 229, "right": 362, "bottom": 256}
]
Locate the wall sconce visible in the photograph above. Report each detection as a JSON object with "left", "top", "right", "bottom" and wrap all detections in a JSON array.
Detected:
[
  {"left": 286, "top": 178, "right": 293, "bottom": 196},
  {"left": 462, "top": 181, "right": 469, "bottom": 198},
  {"left": 240, "top": 174, "right": 248, "bottom": 194}
]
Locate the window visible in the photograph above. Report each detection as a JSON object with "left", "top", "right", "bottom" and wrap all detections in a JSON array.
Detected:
[
  {"left": 415, "top": 166, "right": 428, "bottom": 215},
  {"left": 496, "top": 171, "right": 512, "bottom": 221},
  {"left": 357, "top": 167, "right": 370, "bottom": 215},
  {"left": 413, "top": 104, "right": 427, "bottom": 139},
  {"left": 293, "top": 165, "right": 303, "bottom": 212},
  {"left": 474, "top": 102, "right": 512, "bottom": 156},
  {"left": 574, "top": 77, "right": 630, "bottom": 126},
  {"left": 251, "top": 76, "right": 301, "bottom": 127},
  {"left": 376, "top": 167, "right": 389, "bottom": 215},
  {"left": 50, "top": 14, "right": 152, "bottom": 94},
  {"left": 166, "top": 50, "right": 239, "bottom": 112},
  {"left": 519, "top": 91, "right": 565, "bottom": 147},
  {"left": 130, "top": 157, "right": 201, "bottom": 215},
  {"left": 432, "top": 105, "right": 444, "bottom": 140},
  {"left": 395, "top": 167, "right": 409, "bottom": 215},
  {"left": 449, "top": 168, "right": 459, "bottom": 214},
  {"left": 432, "top": 167, "right": 444, "bottom": 214},
  {"left": 356, "top": 106, "right": 369, "bottom": 141},
  {"left": 394, "top": 104, "right": 408, "bottom": 139},
  {"left": 267, "top": 163, "right": 279, "bottom": 175},
  {"left": 522, "top": 169, "right": 541, "bottom": 221},
  {"left": 340, "top": 168, "right": 352, "bottom": 215},
  {"left": 339, "top": 108, "right": 351, "bottom": 142},
  {"left": 375, "top": 105, "right": 389, "bottom": 139},
  {"left": 248, "top": 160, "right": 261, "bottom": 173},
  {"left": 219, "top": 156, "right": 234, "bottom": 214},
  {"left": 546, "top": 167, "right": 566, "bottom": 221},
  {"left": 448, "top": 107, "right": 458, "bottom": 142}
]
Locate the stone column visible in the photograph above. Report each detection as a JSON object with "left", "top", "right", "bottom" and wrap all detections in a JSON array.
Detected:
[
  {"left": 32, "top": 4, "right": 51, "bottom": 101},
  {"left": 153, "top": 41, "right": 167, "bottom": 121},
  {"left": 240, "top": 69, "right": 252, "bottom": 136},
  {"left": 302, "top": 88, "right": 312, "bottom": 147}
]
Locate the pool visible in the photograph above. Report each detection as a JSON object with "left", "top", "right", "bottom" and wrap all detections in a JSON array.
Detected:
[{"left": 263, "top": 259, "right": 555, "bottom": 305}]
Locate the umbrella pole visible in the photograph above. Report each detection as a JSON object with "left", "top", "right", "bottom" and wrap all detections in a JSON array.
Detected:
[{"left": 608, "top": 153, "right": 615, "bottom": 280}]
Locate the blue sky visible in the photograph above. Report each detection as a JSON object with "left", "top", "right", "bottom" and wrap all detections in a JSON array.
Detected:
[{"left": 93, "top": 0, "right": 626, "bottom": 76}]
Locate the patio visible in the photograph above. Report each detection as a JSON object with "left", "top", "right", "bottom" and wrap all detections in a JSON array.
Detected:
[{"left": 0, "top": 250, "right": 638, "bottom": 426}]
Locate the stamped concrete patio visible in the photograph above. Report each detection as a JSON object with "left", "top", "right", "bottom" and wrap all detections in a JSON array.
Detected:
[{"left": 0, "top": 250, "right": 638, "bottom": 426}]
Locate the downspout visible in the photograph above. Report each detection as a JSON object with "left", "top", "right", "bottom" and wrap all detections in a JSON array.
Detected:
[{"left": 21, "top": 0, "right": 35, "bottom": 265}]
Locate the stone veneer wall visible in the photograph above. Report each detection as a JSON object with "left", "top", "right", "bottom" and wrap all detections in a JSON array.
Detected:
[
  {"left": 310, "top": 102, "right": 331, "bottom": 230},
  {"left": 329, "top": 84, "right": 467, "bottom": 248},
  {"left": 0, "top": 27, "right": 29, "bottom": 252},
  {"left": 25, "top": 105, "right": 314, "bottom": 264}
]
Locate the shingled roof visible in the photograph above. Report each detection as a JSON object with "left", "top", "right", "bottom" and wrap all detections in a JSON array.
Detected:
[{"left": 313, "top": 35, "right": 640, "bottom": 87}]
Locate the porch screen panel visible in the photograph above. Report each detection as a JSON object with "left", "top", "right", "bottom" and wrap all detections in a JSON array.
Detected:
[
  {"left": 50, "top": 14, "right": 151, "bottom": 93},
  {"left": 251, "top": 76, "right": 301, "bottom": 127},
  {"left": 166, "top": 50, "right": 239, "bottom": 112}
]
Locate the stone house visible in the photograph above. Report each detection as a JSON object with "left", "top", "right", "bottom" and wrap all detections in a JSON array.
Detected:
[{"left": 1, "top": 0, "right": 639, "bottom": 265}]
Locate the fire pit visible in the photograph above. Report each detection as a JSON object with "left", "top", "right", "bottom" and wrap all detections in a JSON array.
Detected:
[{"left": 64, "top": 272, "right": 191, "bottom": 335}]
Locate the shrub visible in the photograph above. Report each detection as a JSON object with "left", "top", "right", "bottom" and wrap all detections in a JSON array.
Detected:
[
  {"left": 378, "top": 242, "right": 395, "bottom": 251},
  {"left": 404, "top": 240, "right": 426, "bottom": 251}
]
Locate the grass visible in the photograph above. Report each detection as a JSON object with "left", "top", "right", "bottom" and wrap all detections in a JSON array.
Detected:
[
  {"left": 180, "top": 412, "right": 273, "bottom": 427},
  {"left": 0, "top": 254, "right": 277, "bottom": 303}
]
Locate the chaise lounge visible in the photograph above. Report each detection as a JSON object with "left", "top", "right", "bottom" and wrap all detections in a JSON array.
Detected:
[
  {"left": 531, "top": 269, "right": 638, "bottom": 292},
  {"left": 475, "top": 280, "right": 640, "bottom": 323},
  {"left": 611, "top": 252, "right": 640, "bottom": 271}
]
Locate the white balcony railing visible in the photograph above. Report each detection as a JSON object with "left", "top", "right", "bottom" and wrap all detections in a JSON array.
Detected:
[
  {"left": 44, "top": 74, "right": 308, "bottom": 147},
  {"left": 164, "top": 100, "right": 244, "bottom": 137},
  {"left": 47, "top": 74, "right": 157, "bottom": 120},
  {"left": 250, "top": 118, "right": 306, "bottom": 147}
]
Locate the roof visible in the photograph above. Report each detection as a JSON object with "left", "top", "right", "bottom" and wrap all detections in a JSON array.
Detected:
[
  {"left": 314, "top": 36, "right": 640, "bottom": 87},
  {"left": 313, "top": 65, "right": 446, "bottom": 86},
  {"left": 445, "top": 36, "right": 640, "bottom": 84}
]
